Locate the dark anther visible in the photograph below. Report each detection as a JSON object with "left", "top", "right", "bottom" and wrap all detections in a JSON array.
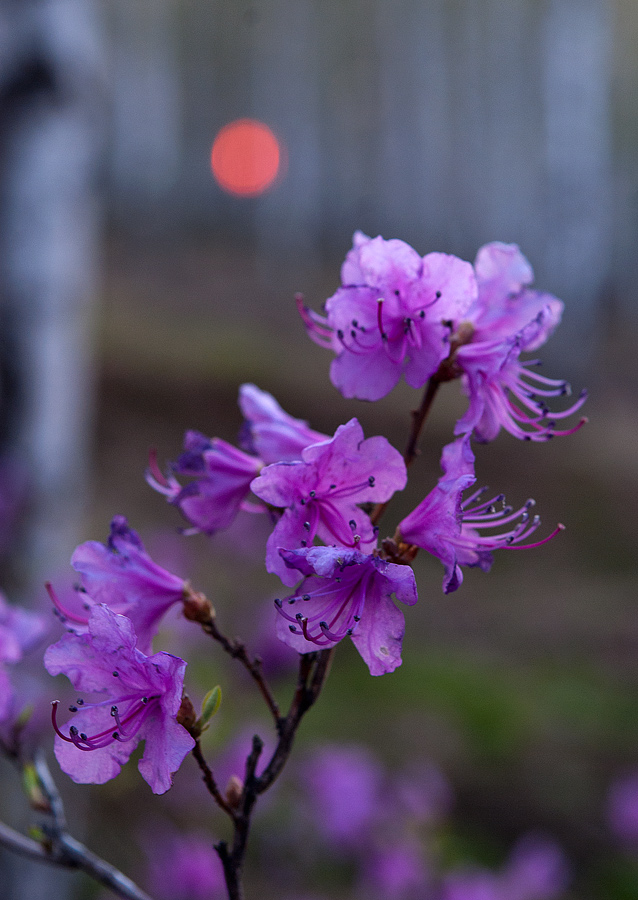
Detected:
[
  {"left": 394, "top": 289, "right": 400, "bottom": 296},
  {"left": 351, "top": 330, "right": 357, "bottom": 339},
  {"left": 346, "top": 629, "right": 353, "bottom": 636},
  {"left": 337, "top": 329, "right": 344, "bottom": 339},
  {"left": 80, "top": 733, "right": 88, "bottom": 741},
  {"left": 68, "top": 706, "right": 78, "bottom": 713},
  {"left": 289, "top": 625, "right": 297, "bottom": 633},
  {"left": 330, "top": 484, "right": 336, "bottom": 490},
  {"left": 349, "top": 519, "right": 356, "bottom": 530},
  {"left": 300, "top": 498, "right": 305, "bottom": 506},
  {"left": 301, "top": 540, "right": 307, "bottom": 547},
  {"left": 112, "top": 732, "right": 119, "bottom": 739},
  {"left": 419, "top": 310, "right": 425, "bottom": 318},
  {"left": 288, "top": 598, "right": 296, "bottom": 604},
  {"left": 435, "top": 290, "right": 442, "bottom": 298},
  {"left": 142, "top": 697, "right": 148, "bottom": 704},
  {"left": 70, "top": 726, "right": 79, "bottom": 736},
  {"left": 352, "top": 319, "right": 358, "bottom": 327},
  {"left": 77, "top": 699, "right": 84, "bottom": 705},
  {"left": 303, "top": 521, "right": 310, "bottom": 530},
  {"left": 274, "top": 598, "right": 282, "bottom": 608},
  {"left": 354, "top": 615, "right": 361, "bottom": 622},
  {"left": 368, "top": 475, "right": 375, "bottom": 486},
  {"left": 296, "top": 613, "right": 303, "bottom": 620},
  {"left": 113, "top": 671, "right": 119, "bottom": 677},
  {"left": 111, "top": 706, "right": 118, "bottom": 716},
  {"left": 303, "top": 594, "right": 311, "bottom": 601},
  {"left": 309, "top": 490, "right": 316, "bottom": 498}
]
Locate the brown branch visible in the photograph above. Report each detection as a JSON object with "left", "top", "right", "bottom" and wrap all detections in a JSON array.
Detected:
[
  {"left": 197, "top": 611, "right": 281, "bottom": 725},
  {"left": 215, "top": 649, "right": 334, "bottom": 900},
  {"left": 370, "top": 376, "right": 442, "bottom": 528},
  {"left": 191, "top": 740, "right": 235, "bottom": 816}
]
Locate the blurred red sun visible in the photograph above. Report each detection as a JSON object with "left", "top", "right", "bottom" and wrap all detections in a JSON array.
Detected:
[{"left": 211, "top": 119, "right": 282, "bottom": 197}]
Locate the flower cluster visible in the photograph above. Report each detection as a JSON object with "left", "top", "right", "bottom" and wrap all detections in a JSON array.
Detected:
[
  {"left": 300, "top": 234, "right": 586, "bottom": 441},
  {"left": 37, "top": 230, "right": 585, "bottom": 831},
  {"left": 296, "top": 743, "right": 569, "bottom": 900}
]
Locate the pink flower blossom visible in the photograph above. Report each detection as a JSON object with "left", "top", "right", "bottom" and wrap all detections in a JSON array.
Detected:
[
  {"left": 147, "top": 432, "right": 264, "bottom": 535},
  {"left": 275, "top": 546, "right": 417, "bottom": 675},
  {"left": 238, "top": 383, "right": 327, "bottom": 463},
  {"left": 453, "top": 243, "right": 587, "bottom": 442},
  {"left": 299, "top": 231, "right": 477, "bottom": 401},
  {"left": 398, "top": 436, "right": 563, "bottom": 593},
  {"left": 48, "top": 516, "right": 190, "bottom": 653},
  {"left": 45, "top": 605, "right": 194, "bottom": 793},
  {"left": 251, "top": 418, "right": 407, "bottom": 585}
]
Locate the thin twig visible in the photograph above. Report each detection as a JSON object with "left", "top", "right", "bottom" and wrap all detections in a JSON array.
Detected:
[
  {"left": 0, "top": 812, "right": 154, "bottom": 900},
  {"left": 200, "top": 615, "right": 281, "bottom": 725},
  {"left": 215, "top": 650, "right": 334, "bottom": 900},
  {"left": 0, "top": 745, "right": 155, "bottom": 900},
  {"left": 192, "top": 739, "right": 235, "bottom": 816},
  {"left": 370, "top": 376, "right": 442, "bottom": 527}
]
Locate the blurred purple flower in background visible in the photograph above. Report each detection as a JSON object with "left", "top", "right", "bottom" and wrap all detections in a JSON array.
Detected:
[
  {"left": 0, "top": 593, "right": 46, "bottom": 721},
  {"left": 303, "top": 744, "right": 384, "bottom": 848},
  {"left": 607, "top": 772, "right": 638, "bottom": 845},
  {"left": 143, "top": 830, "right": 225, "bottom": 900}
]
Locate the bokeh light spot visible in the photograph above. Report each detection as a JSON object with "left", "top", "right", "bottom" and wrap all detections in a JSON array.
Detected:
[{"left": 211, "top": 119, "right": 282, "bottom": 197}]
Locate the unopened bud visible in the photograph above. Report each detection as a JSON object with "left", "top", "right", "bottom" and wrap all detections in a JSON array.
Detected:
[
  {"left": 182, "top": 584, "right": 214, "bottom": 624},
  {"left": 225, "top": 775, "right": 243, "bottom": 809},
  {"left": 197, "top": 686, "right": 222, "bottom": 733},
  {"left": 176, "top": 694, "right": 198, "bottom": 734}
]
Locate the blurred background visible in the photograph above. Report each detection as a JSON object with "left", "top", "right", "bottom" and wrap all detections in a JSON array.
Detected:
[{"left": 1, "top": 0, "right": 638, "bottom": 897}]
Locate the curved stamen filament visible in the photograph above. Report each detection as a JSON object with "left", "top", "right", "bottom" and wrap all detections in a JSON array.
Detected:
[
  {"left": 46, "top": 582, "right": 91, "bottom": 626},
  {"left": 52, "top": 696, "right": 159, "bottom": 750}
]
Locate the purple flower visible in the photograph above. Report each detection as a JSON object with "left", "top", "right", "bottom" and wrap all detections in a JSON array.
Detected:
[
  {"left": 48, "top": 516, "right": 190, "bottom": 653},
  {"left": 45, "top": 605, "right": 195, "bottom": 794},
  {"left": 299, "top": 232, "right": 477, "bottom": 401},
  {"left": 303, "top": 744, "right": 384, "bottom": 847},
  {"left": 442, "top": 834, "right": 569, "bottom": 900},
  {"left": 238, "top": 383, "right": 327, "bottom": 463},
  {"left": 143, "top": 830, "right": 225, "bottom": 900},
  {"left": 441, "top": 868, "right": 503, "bottom": 900},
  {"left": 0, "top": 594, "right": 47, "bottom": 721},
  {"left": 607, "top": 772, "right": 638, "bottom": 845},
  {"left": 500, "top": 834, "right": 570, "bottom": 900},
  {"left": 147, "top": 432, "right": 264, "bottom": 535},
  {"left": 362, "top": 840, "right": 429, "bottom": 900},
  {"left": 274, "top": 546, "right": 417, "bottom": 676},
  {"left": 453, "top": 243, "right": 587, "bottom": 442},
  {"left": 398, "top": 436, "right": 563, "bottom": 593},
  {"left": 251, "top": 418, "right": 407, "bottom": 585}
]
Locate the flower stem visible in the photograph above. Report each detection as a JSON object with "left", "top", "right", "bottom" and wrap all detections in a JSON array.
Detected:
[
  {"left": 371, "top": 375, "right": 441, "bottom": 527},
  {"left": 214, "top": 648, "right": 334, "bottom": 900}
]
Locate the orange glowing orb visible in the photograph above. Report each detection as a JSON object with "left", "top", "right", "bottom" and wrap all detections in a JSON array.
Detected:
[{"left": 211, "top": 119, "right": 282, "bottom": 197}]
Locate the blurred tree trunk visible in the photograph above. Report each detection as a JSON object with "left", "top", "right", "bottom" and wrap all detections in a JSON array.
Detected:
[{"left": 0, "top": 0, "right": 104, "bottom": 604}]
